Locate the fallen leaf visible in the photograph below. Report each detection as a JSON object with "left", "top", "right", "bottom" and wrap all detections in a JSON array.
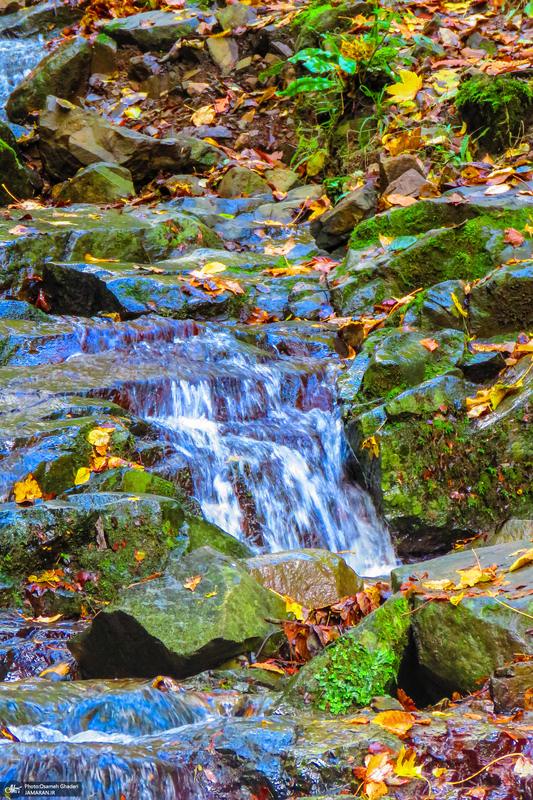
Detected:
[
  {"left": 510, "top": 547, "right": 533, "bottom": 572},
  {"left": 420, "top": 338, "right": 439, "bottom": 351},
  {"left": 387, "top": 193, "right": 418, "bottom": 207},
  {"left": 183, "top": 575, "right": 202, "bottom": 591},
  {"left": 249, "top": 661, "right": 285, "bottom": 674},
  {"left": 515, "top": 756, "right": 533, "bottom": 777},
  {"left": 450, "top": 591, "right": 465, "bottom": 606},
  {"left": 456, "top": 563, "right": 497, "bottom": 587},
  {"left": 191, "top": 105, "right": 216, "bottom": 127},
  {"left": 14, "top": 474, "right": 43, "bottom": 504},
  {"left": 372, "top": 710, "right": 415, "bottom": 736},
  {"left": 134, "top": 550, "right": 146, "bottom": 563},
  {"left": 485, "top": 184, "right": 511, "bottom": 195},
  {"left": 451, "top": 292, "right": 468, "bottom": 317},
  {"left": 362, "top": 435, "right": 380, "bottom": 459},
  {"left": 385, "top": 70, "right": 423, "bottom": 104},
  {"left": 87, "top": 427, "right": 113, "bottom": 449},
  {"left": 394, "top": 746, "right": 424, "bottom": 779},
  {"left": 504, "top": 228, "right": 525, "bottom": 247},
  {"left": 74, "top": 467, "right": 91, "bottom": 486}
]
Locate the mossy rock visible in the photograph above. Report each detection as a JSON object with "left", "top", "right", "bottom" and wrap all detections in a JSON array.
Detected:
[
  {"left": 469, "top": 263, "right": 533, "bottom": 336},
  {"left": 114, "top": 546, "right": 286, "bottom": 658},
  {"left": 392, "top": 541, "right": 533, "bottom": 693},
  {"left": 0, "top": 492, "right": 189, "bottom": 602},
  {"left": 244, "top": 549, "right": 362, "bottom": 607},
  {"left": 282, "top": 593, "right": 410, "bottom": 714},
  {"left": 6, "top": 36, "right": 92, "bottom": 126},
  {"left": 56, "top": 162, "right": 135, "bottom": 204},
  {"left": 0, "top": 140, "right": 34, "bottom": 205},
  {"left": 456, "top": 74, "right": 533, "bottom": 150},
  {"left": 184, "top": 515, "right": 251, "bottom": 560}
]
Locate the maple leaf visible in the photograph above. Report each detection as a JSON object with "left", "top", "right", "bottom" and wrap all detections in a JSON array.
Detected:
[
  {"left": 394, "top": 746, "right": 423, "bottom": 779},
  {"left": 387, "top": 193, "right": 418, "bottom": 207},
  {"left": 14, "top": 474, "right": 43, "bottom": 504},
  {"left": 385, "top": 70, "right": 422, "bottom": 104},
  {"left": 249, "top": 661, "right": 285, "bottom": 675},
  {"left": 183, "top": 575, "right": 202, "bottom": 591},
  {"left": 372, "top": 710, "right": 415, "bottom": 736}
]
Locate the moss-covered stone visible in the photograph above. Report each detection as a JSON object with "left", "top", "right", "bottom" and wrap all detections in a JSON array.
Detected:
[
  {"left": 0, "top": 139, "right": 34, "bottom": 204},
  {"left": 114, "top": 546, "right": 286, "bottom": 658},
  {"left": 456, "top": 74, "right": 533, "bottom": 150},
  {"left": 282, "top": 593, "right": 410, "bottom": 714},
  {"left": 56, "top": 162, "right": 135, "bottom": 204},
  {"left": 469, "top": 263, "right": 533, "bottom": 336},
  {"left": 392, "top": 542, "right": 533, "bottom": 693},
  {"left": 244, "top": 549, "right": 362, "bottom": 607}
]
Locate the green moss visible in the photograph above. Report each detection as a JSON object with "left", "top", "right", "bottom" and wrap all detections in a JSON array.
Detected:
[
  {"left": 316, "top": 643, "right": 397, "bottom": 714},
  {"left": 456, "top": 75, "right": 533, "bottom": 149}
]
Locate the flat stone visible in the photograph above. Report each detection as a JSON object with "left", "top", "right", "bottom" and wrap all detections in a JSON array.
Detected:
[
  {"left": 103, "top": 8, "right": 216, "bottom": 52},
  {"left": 310, "top": 183, "right": 377, "bottom": 250},
  {"left": 207, "top": 36, "right": 239, "bottom": 75},
  {"left": 383, "top": 168, "right": 429, "bottom": 198},
  {"left": 380, "top": 154, "right": 424, "bottom": 192}
]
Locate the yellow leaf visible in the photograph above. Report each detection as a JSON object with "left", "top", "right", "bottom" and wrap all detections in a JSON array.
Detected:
[
  {"left": 134, "top": 550, "right": 145, "bottom": 563},
  {"left": 362, "top": 436, "right": 379, "bottom": 459},
  {"left": 450, "top": 291, "right": 468, "bottom": 318},
  {"left": 385, "top": 70, "right": 423, "bottom": 104},
  {"left": 75, "top": 467, "right": 91, "bottom": 486},
  {"left": 191, "top": 104, "right": 216, "bottom": 127},
  {"left": 509, "top": 547, "right": 533, "bottom": 572},
  {"left": 87, "top": 427, "right": 113, "bottom": 448},
  {"left": 306, "top": 151, "right": 326, "bottom": 177},
  {"left": 14, "top": 474, "right": 43, "bottom": 504},
  {"left": 40, "top": 661, "right": 70, "bottom": 677},
  {"left": 85, "top": 254, "right": 119, "bottom": 263},
  {"left": 422, "top": 579, "right": 456, "bottom": 591},
  {"left": 372, "top": 710, "right": 415, "bottom": 736},
  {"left": 183, "top": 574, "right": 202, "bottom": 591},
  {"left": 456, "top": 563, "right": 497, "bottom": 587},
  {"left": 395, "top": 746, "right": 423, "bottom": 778},
  {"left": 285, "top": 597, "right": 305, "bottom": 621},
  {"left": 199, "top": 262, "right": 227, "bottom": 275},
  {"left": 432, "top": 766, "right": 448, "bottom": 777},
  {"left": 379, "top": 233, "right": 394, "bottom": 249},
  {"left": 450, "top": 591, "right": 464, "bottom": 606}
]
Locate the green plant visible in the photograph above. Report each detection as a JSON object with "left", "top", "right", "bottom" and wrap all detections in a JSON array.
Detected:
[{"left": 315, "top": 641, "right": 397, "bottom": 714}]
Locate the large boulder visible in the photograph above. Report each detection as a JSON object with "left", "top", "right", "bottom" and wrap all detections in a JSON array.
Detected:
[
  {"left": 0, "top": 140, "right": 34, "bottom": 204},
  {"left": 469, "top": 263, "right": 533, "bottom": 336},
  {"left": 282, "top": 593, "right": 410, "bottom": 713},
  {"left": 6, "top": 37, "right": 92, "bottom": 126},
  {"left": 244, "top": 549, "right": 362, "bottom": 607},
  {"left": 56, "top": 162, "right": 135, "bottom": 204},
  {"left": 113, "top": 546, "right": 286, "bottom": 659},
  {"left": 102, "top": 8, "right": 215, "bottom": 51},
  {"left": 392, "top": 541, "right": 533, "bottom": 694},
  {"left": 38, "top": 97, "right": 225, "bottom": 186}
]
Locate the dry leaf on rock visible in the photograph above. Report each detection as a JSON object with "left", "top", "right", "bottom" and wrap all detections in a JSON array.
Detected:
[
  {"left": 504, "top": 228, "right": 525, "bottom": 247},
  {"left": 509, "top": 548, "right": 533, "bottom": 572},
  {"left": 75, "top": 467, "right": 92, "bottom": 486},
  {"left": 420, "top": 338, "right": 439, "bottom": 351},
  {"left": 385, "top": 70, "right": 423, "bottom": 103},
  {"left": 14, "top": 474, "right": 43, "bottom": 504},
  {"left": 372, "top": 710, "right": 415, "bottom": 736},
  {"left": 183, "top": 575, "right": 202, "bottom": 591},
  {"left": 191, "top": 105, "right": 216, "bottom": 127}
]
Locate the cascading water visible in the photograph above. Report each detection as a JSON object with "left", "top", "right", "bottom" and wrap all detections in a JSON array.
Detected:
[
  {"left": 119, "top": 322, "right": 396, "bottom": 576},
  {"left": 0, "top": 36, "right": 46, "bottom": 123}
]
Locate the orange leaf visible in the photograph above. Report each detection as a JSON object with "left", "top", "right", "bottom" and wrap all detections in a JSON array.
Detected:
[
  {"left": 14, "top": 474, "right": 43, "bottom": 504},
  {"left": 420, "top": 338, "right": 439, "bottom": 351},
  {"left": 504, "top": 228, "right": 525, "bottom": 247},
  {"left": 183, "top": 575, "right": 202, "bottom": 591},
  {"left": 372, "top": 710, "right": 416, "bottom": 736},
  {"left": 387, "top": 193, "right": 418, "bottom": 207}
]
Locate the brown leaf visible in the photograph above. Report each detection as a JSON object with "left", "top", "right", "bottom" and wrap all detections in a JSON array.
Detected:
[
  {"left": 504, "top": 227, "right": 525, "bottom": 247},
  {"left": 183, "top": 575, "right": 202, "bottom": 591},
  {"left": 372, "top": 710, "right": 416, "bottom": 736}
]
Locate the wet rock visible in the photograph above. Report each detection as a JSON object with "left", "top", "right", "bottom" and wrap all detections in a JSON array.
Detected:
[
  {"left": 207, "top": 36, "right": 239, "bottom": 75},
  {"left": 244, "top": 549, "right": 362, "bottom": 607},
  {"left": 91, "top": 33, "right": 117, "bottom": 76},
  {"left": 288, "top": 282, "right": 332, "bottom": 321},
  {"left": 216, "top": 2, "right": 257, "bottom": 30},
  {"left": 113, "top": 546, "right": 286, "bottom": 662},
  {"left": 103, "top": 8, "right": 215, "bottom": 51},
  {"left": 360, "top": 328, "right": 466, "bottom": 399},
  {"left": 0, "top": 300, "right": 47, "bottom": 322},
  {"left": 380, "top": 154, "right": 424, "bottom": 193},
  {"left": 0, "top": 120, "right": 20, "bottom": 154},
  {"left": 37, "top": 261, "right": 124, "bottom": 317},
  {"left": 392, "top": 541, "right": 533, "bottom": 694},
  {"left": 282, "top": 593, "right": 410, "bottom": 713},
  {"left": 6, "top": 37, "right": 92, "bottom": 126},
  {"left": 383, "top": 168, "right": 430, "bottom": 199},
  {"left": 0, "top": 139, "right": 34, "bottom": 204},
  {"left": 56, "top": 162, "right": 135, "bottom": 204},
  {"left": 310, "top": 183, "right": 377, "bottom": 251},
  {"left": 403, "top": 280, "right": 467, "bottom": 331},
  {"left": 38, "top": 97, "right": 225, "bottom": 186},
  {"left": 0, "top": 0, "right": 84, "bottom": 36},
  {"left": 384, "top": 374, "right": 466, "bottom": 418},
  {"left": 459, "top": 349, "right": 506, "bottom": 383},
  {"left": 0, "top": 492, "right": 189, "bottom": 601},
  {"left": 490, "top": 661, "right": 533, "bottom": 711},
  {"left": 217, "top": 166, "right": 273, "bottom": 198},
  {"left": 469, "top": 263, "right": 533, "bottom": 336}
]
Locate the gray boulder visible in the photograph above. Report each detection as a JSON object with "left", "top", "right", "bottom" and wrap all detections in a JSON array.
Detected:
[
  {"left": 56, "top": 162, "right": 135, "bottom": 204},
  {"left": 103, "top": 8, "right": 215, "bottom": 51},
  {"left": 310, "top": 183, "right": 377, "bottom": 250}
]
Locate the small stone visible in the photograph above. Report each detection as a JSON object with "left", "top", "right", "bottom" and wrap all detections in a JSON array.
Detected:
[
  {"left": 217, "top": 166, "right": 273, "bottom": 198},
  {"left": 57, "top": 162, "right": 135, "bottom": 204},
  {"left": 207, "top": 37, "right": 239, "bottom": 75},
  {"left": 263, "top": 168, "right": 301, "bottom": 193},
  {"left": 491, "top": 661, "right": 533, "bottom": 712},
  {"left": 383, "top": 168, "right": 428, "bottom": 198},
  {"left": 215, "top": 3, "right": 257, "bottom": 31},
  {"left": 310, "top": 183, "right": 377, "bottom": 251},
  {"left": 379, "top": 154, "right": 424, "bottom": 192}
]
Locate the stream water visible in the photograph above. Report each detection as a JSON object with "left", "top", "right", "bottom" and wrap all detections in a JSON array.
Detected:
[{"left": 0, "top": 16, "right": 399, "bottom": 799}]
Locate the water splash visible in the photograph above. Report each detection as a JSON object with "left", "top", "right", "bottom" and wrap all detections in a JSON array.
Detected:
[{"left": 128, "top": 325, "right": 395, "bottom": 576}]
